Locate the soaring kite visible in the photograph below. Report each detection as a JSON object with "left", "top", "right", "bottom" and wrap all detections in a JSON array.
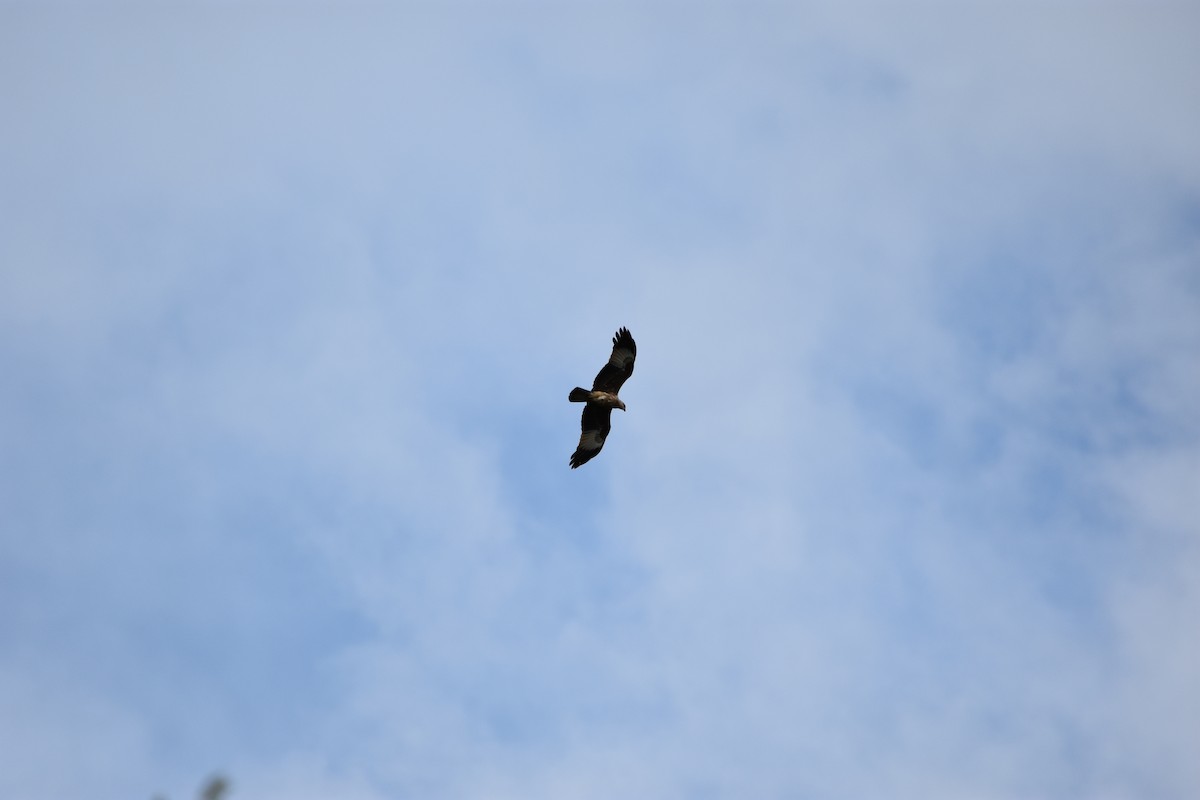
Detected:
[{"left": 568, "top": 327, "right": 637, "bottom": 468}]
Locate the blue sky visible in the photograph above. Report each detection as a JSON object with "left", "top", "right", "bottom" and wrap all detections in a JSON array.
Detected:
[{"left": 2, "top": 3, "right": 1199, "bottom": 798}]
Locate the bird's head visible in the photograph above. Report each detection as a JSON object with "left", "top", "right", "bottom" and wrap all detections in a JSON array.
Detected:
[{"left": 617, "top": 399, "right": 627, "bottom": 411}]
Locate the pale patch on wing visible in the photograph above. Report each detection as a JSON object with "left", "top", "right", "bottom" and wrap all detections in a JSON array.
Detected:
[
  {"left": 609, "top": 347, "right": 634, "bottom": 368},
  {"left": 579, "top": 430, "right": 606, "bottom": 451}
]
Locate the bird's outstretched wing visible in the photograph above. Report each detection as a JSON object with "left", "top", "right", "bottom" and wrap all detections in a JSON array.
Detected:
[
  {"left": 570, "top": 404, "right": 613, "bottom": 469},
  {"left": 591, "top": 327, "right": 636, "bottom": 394}
]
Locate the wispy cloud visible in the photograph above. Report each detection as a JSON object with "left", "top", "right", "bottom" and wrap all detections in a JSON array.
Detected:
[{"left": 2, "top": 3, "right": 1197, "bottom": 799}]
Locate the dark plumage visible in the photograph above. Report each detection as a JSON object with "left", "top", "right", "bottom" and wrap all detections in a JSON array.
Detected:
[{"left": 567, "top": 327, "right": 636, "bottom": 468}]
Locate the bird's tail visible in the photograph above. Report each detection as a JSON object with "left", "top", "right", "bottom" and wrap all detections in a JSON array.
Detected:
[{"left": 568, "top": 387, "right": 591, "bottom": 403}]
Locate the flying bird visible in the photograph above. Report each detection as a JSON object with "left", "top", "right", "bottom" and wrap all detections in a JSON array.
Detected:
[{"left": 568, "top": 327, "right": 636, "bottom": 468}]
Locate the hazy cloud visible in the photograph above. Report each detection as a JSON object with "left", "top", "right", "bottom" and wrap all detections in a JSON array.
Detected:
[{"left": 2, "top": 3, "right": 1197, "bottom": 799}]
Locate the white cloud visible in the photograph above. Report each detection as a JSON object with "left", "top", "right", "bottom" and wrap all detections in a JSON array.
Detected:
[{"left": 2, "top": 3, "right": 1198, "bottom": 799}]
